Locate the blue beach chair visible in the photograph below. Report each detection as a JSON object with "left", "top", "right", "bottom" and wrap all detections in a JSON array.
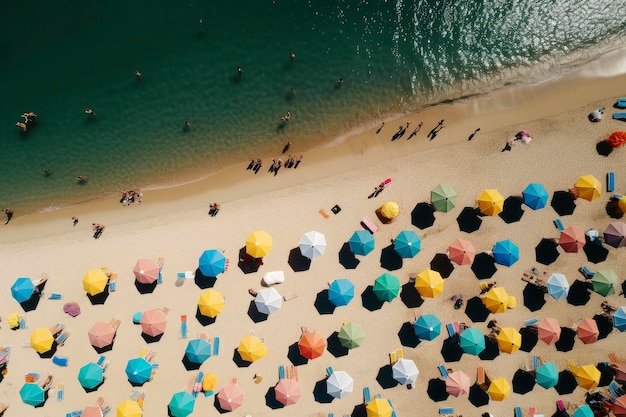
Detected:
[
  {"left": 607, "top": 172, "right": 615, "bottom": 192},
  {"left": 363, "top": 387, "right": 371, "bottom": 404},
  {"left": 213, "top": 336, "right": 220, "bottom": 355}
]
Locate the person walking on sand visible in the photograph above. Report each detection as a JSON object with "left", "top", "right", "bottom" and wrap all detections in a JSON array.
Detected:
[
  {"left": 3, "top": 208, "right": 13, "bottom": 224},
  {"left": 407, "top": 122, "right": 423, "bottom": 140},
  {"left": 282, "top": 141, "right": 291, "bottom": 153},
  {"left": 468, "top": 128, "right": 480, "bottom": 141},
  {"left": 294, "top": 154, "right": 303, "bottom": 169},
  {"left": 376, "top": 122, "right": 385, "bottom": 134}
]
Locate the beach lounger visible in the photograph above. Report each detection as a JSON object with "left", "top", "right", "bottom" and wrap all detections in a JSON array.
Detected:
[
  {"left": 20, "top": 316, "right": 27, "bottom": 329},
  {"left": 524, "top": 318, "right": 539, "bottom": 326},
  {"left": 279, "top": 365, "right": 286, "bottom": 380},
  {"left": 553, "top": 218, "right": 564, "bottom": 231},
  {"left": 25, "top": 372, "right": 40, "bottom": 382},
  {"left": 396, "top": 348, "right": 403, "bottom": 359},
  {"left": 49, "top": 293, "right": 63, "bottom": 300},
  {"left": 363, "top": 386, "right": 371, "bottom": 404},
  {"left": 319, "top": 209, "right": 330, "bottom": 219},
  {"left": 389, "top": 351, "right": 397, "bottom": 364},
  {"left": 56, "top": 331, "right": 70, "bottom": 346},
  {"left": 361, "top": 216, "right": 378, "bottom": 233},
  {"left": 213, "top": 336, "right": 220, "bottom": 355},
  {"left": 283, "top": 291, "right": 298, "bottom": 301},
  {"left": 326, "top": 367, "right": 334, "bottom": 377},
  {"left": 616, "top": 99, "right": 626, "bottom": 109},
  {"left": 613, "top": 112, "right": 626, "bottom": 121},
  {"left": 108, "top": 273, "right": 117, "bottom": 292},
  {"left": 557, "top": 400, "right": 565, "bottom": 412},
  {"left": 156, "top": 257, "right": 165, "bottom": 284},
  {"left": 532, "top": 355, "right": 541, "bottom": 370},
  {"left": 439, "top": 407, "right": 454, "bottom": 415},
  {"left": 529, "top": 407, "right": 536, "bottom": 417},
  {"left": 57, "top": 383, "right": 65, "bottom": 401},
  {"left": 192, "top": 372, "right": 204, "bottom": 397},
  {"left": 514, "top": 406, "right": 523, "bottom": 417},
  {"left": 438, "top": 365, "right": 449, "bottom": 378},
  {"left": 388, "top": 399, "right": 397, "bottom": 417},
  {"left": 476, "top": 367, "right": 486, "bottom": 389},
  {"left": 328, "top": 414, "right": 334, "bottom": 417},
  {"left": 52, "top": 355, "right": 69, "bottom": 367},
  {"left": 579, "top": 266, "right": 595, "bottom": 279},
  {"left": 608, "top": 172, "right": 615, "bottom": 192},
  {"left": 485, "top": 369, "right": 495, "bottom": 385},
  {"left": 180, "top": 315, "right": 188, "bottom": 339},
  {"left": 609, "top": 381, "right": 626, "bottom": 397},
  {"left": 446, "top": 323, "right": 456, "bottom": 338}
]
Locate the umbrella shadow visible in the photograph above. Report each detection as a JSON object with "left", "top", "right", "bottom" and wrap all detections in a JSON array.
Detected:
[
  {"left": 567, "top": 280, "right": 591, "bottom": 306},
  {"left": 430, "top": 253, "right": 454, "bottom": 278},
  {"left": 38, "top": 341, "right": 58, "bottom": 359},
  {"left": 134, "top": 280, "right": 158, "bottom": 294},
  {"left": 512, "top": 369, "right": 535, "bottom": 394},
  {"left": 34, "top": 391, "right": 50, "bottom": 408},
  {"left": 93, "top": 342, "right": 115, "bottom": 354},
  {"left": 551, "top": 190, "right": 577, "bottom": 216},
  {"left": 471, "top": 253, "right": 497, "bottom": 279},
  {"left": 440, "top": 337, "right": 464, "bottom": 362},
  {"left": 247, "top": 300, "right": 269, "bottom": 323},
  {"left": 339, "top": 243, "right": 360, "bottom": 269},
  {"left": 555, "top": 370, "right": 577, "bottom": 394},
  {"left": 326, "top": 332, "right": 349, "bottom": 358},
  {"left": 182, "top": 354, "right": 202, "bottom": 371},
  {"left": 523, "top": 283, "right": 546, "bottom": 312},
  {"left": 606, "top": 197, "right": 624, "bottom": 219},
  {"left": 535, "top": 238, "right": 560, "bottom": 265},
  {"left": 361, "top": 286, "right": 384, "bottom": 311},
  {"left": 82, "top": 379, "right": 105, "bottom": 393},
  {"left": 597, "top": 362, "right": 616, "bottom": 386},
  {"left": 288, "top": 248, "right": 311, "bottom": 272},
  {"left": 465, "top": 296, "right": 491, "bottom": 322},
  {"left": 555, "top": 327, "right": 576, "bottom": 352},
  {"left": 20, "top": 290, "right": 44, "bottom": 312},
  {"left": 478, "top": 336, "right": 500, "bottom": 360},
  {"left": 376, "top": 365, "right": 398, "bottom": 389},
  {"left": 400, "top": 282, "right": 424, "bottom": 308},
  {"left": 596, "top": 140, "right": 614, "bottom": 156},
  {"left": 380, "top": 244, "right": 403, "bottom": 271},
  {"left": 237, "top": 247, "right": 260, "bottom": 274},
  {"left": 314, "top": 290, "right": 337, "bottom": 315},
  {"left": 287, "top": 342, "right": 309, "bottom": 366},
  {"left": 426, "top": 378, "right": 449, "bottom": 402},
  {"left": 213, "top": 394, "right": 230, "bottom": 414},
  {"left": 194, "top": 268, "right": 217, "bottom": 289},
  {"left": 128, "top": 378, "right": 148, "bottom": 388},
  {"left": 87, "top": 288, "right": 110, "bottom": 305},
  {"left": 397, "top": 321, "right": 421, "bottom": 348},
  {"left": 232, "top": 348, "right": 252, "bottom": 368},
  {"left": 519, "top": 327, "right": 538, "bottom": 352},
  {"left": 264, "top": 386, "right": 284, "bottom": 409},
  {"left": 141, "top": 332, "right": 163, "bottom": 344},
  {"left": 457, "top": 207, "right": 482, "bottom": 233},
  {"left": 499, "top": 196, "right": 525, "bottom": 224},
  {"left": 351, "top": 404, "right": 368, "bottom": 417},
  {"left": 468, "top": 383, "right": 489, "bottom": 407},
  {"left": 196, "top": 306, "right": 217, "bottom": 326},
  {"left": 583, "top": 239, "right": 609, "bottom": 264},
  {"left": 411, "top": 202, "right": 436, "bottom": 229},
  {"left": 593, "top": 314, "right": 613, "bottom": 340},
  {"left": 313, "top": 378, "right": 334, "bottom": 403}
]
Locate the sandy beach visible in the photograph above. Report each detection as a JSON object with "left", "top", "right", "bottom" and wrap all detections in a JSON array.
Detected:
[{"left": 1, "top": 49, "right": 626, "bottom": 417}]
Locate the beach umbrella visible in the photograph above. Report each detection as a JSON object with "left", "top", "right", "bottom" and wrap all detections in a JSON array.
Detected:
[
  {"left": 116, "top": 399, "right": 142, "bottom": 417},
  {"left": 83, "top": 269, "right": 109, "bottom": 296},
  {"left": 431, "top": 184, "right": 457, "bottom": 212},
  {"left": 298, "top": 331, "right": 326, "bottom": 359},
  {"left": 536, "top": 362, "right": 559, "bottom": 388},
  {"left": 456, "top": 207, "right": 482, "bottom": 233},
  {"left": 414, "top": 269, "right": 444, "bottom": 298},
  {"left": 366, "top": 397, "right": 393, "bottom": 417},
  {"left": 459, "top": 328, "right": 485, "bottom": 355},
  {"left": 198, "top": 249, "right": 226, "bottom": 277},
  {"left": 535, "top": 238, "right": 560, "bottom": 265},
  {"left": 537, "top": 318, "right": 561, "bottom": 344},
  {"left": 88, "top": 321, "right": 116, "bottom": 349},
  {"left": 522, "top": 183, "right": 549, "bottom": 210},
  {"left": 7, "top": 312, "right": 20, "bottom": 329},
  {"left": 496, "top": 327, "right": 522, "bottom": 354},
  {"left": 446, "top": 370, "right": 470, "bottom": 397},
  {"left": 615, "top": 396, "right": 626, "bottom": 417},
  {"left": 328, "top": 278, "right": 354, "bottom": 306},
  {"left": 614, "top": 307, "right": 626, "bottom": 331},
  {"left": 477, "top": 189, "right": 504, "bottom": 216},
  {"left": 487, "top": 378, "right": 511, "bottom": 401},
  {"left": 168, "top": 391, "right": 195, "bottom": 417},
  {"left": 392, "top": 358, "right": 419, "bottom": 385},
  {"left": 577, "top": 318, "right": 599, "bottom": 344},
  {"left": 569, "top": 362, "right": 600, "bottom": 390},
  {"left": 512, "top": 369, "right": 536, "bottom": 394},
  {"left": 326, "top": 370, "right": 353, "bottom": 398},
  {"left": 447, "top": 238, "right": 475, "bottom": 265},
  {"left": 275, "top": 378, "right": 302, "bottom": 406},
  {"left": 620, "top": 196, "right": 626, "bottom": 213},
  {"left": 125, "top": 357, "right": 153, "bottom": 385},
  {"left": 414, "top": 313, "right": 441, "bottom": 341},
  {"left": 348, "top": 230, "right": 375, "bottom": 256},
  {"left": 483, "top": 287, "right": 511, "bottom": 313},
  {"left": 82, "top": 406, "right": 104, "bottom": 417},
  {"left": 245, "top": 230, "right": 272, "bottom": 258},
  {"left": 140, "top": 308, "right": 167, "bottom": 337},
  {"left": 338, "top": 322, "right": 365, "bottom": 349},
  {"left": 217, "top": 381, "right": 244, "bottom": 411},
  {"left": 20, "top": 382, "right": 45, "bottom": 407},
  {"left": 603, "top": 222, "right": 626, "bottom": 248},
  {"left": 298, "top": 230, "right": 327, "bottom": 259},
  {"left": 380, "top": 201, "right": 400, "bottom": 220},
  {"left": 547, "top": 273, "right": 569, "bottom": 300},
  {"left": 373, "top": 273, "right": 401, "bottom": 302},
  {"left": 30, "top": 327, "right": 54, "bottom": 354},
  {"left": 592, "top": 270, "right": 617, "bottom": 296},
  {"left": 11, "top": 277, "right": 34, "bottom": 303},
  {"left": 393, "top": 230, "right": 421, "bottom": 258},
  {"left": 237, "top": 335, "right": 268, "bottom": 362},
  {"left": 78, "top": 362, "right": 104, "bottom": 390},
  {"left": 471, "top": 252, "right": 497, "bottom": 279},
  {"left": 573, "top": 405, "right": 594, "bottom": 417},
  {"left": 575, "top": 175, "right": 602, "bottom": 201},
  {"left": 133, "top": 258, "right": 160, "bottom": 284},
  {"left": 254, "top": 287, "right": 282, "bottom": 315},
  {"left": 202, "top": 373, "right": 218, "bottom": 392},
  {"left": 492, "top": 239, "right": 520, "bottom": 266},
  {"left": 184, "top": 338, "right": 212, "bottom": 364},
  {"left": 197, "top": 289, "right": 225, "bottom": 318},
  {"left": 559, "top": 226, "right": 586, "bottom": 253}
]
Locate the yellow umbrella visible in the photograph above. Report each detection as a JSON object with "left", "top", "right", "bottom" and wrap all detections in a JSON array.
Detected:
[
  {"left": 82, "top": 269, "right": 109, "bottom": 296},
  {"left": 482, "top": 287, "right": 511, "bottom": 313},
  {"left": 30, "top": 327, "right": 54, "bottom": 354},
  {"left": 618, "top": 196, "right": 626, "bottom": 213},
  {"left": 496, "top": 327, "right": 522, "bottom": 354},
  {"left": 477, "top": 189, "right": 504, "bottom": 216},
  {"left": 414, "top": 269, "right": 444, "bottom": 298},
  {"left": 245, "top": 231, "right": 273, "bottom": 258},
  {"left": 116, "top": 399, "right": 142, "bottom": 417},
  {"left": 197, "top": 289, "right": 225, "bottom": 318},
  {"left": 575, "top": 175, "right": 601, "bottom": 201},
  {"left": 569, "top": 361, "right": 600, "bottom": 390},
  {"left": 7, "top": 312, "right": 20, "bottom": 329},
  {"left": 380, "top": 202, "right": 400, "bottom": 220},
  {"left": 487, "top": 378, "right": 511, "bottom": 401},
  {"left": 202, "top": 372, "right": 218, "bottom": 392},
  {"left": 237, "top": 335, "right": 268, "bottom": 363},
  {"left": 366, "top": 397, "right": 393, "bottom": 417}
]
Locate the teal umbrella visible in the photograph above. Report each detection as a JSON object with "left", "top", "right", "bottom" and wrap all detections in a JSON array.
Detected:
[
  {"left": 168, "top": 391, "right": 196, "bottom": 417},
  {"left": 592, "top": 270, "right": 617, "bottom": 296},
  {"left": 459, "top": 328, "right": 485, "bottom": 355},
  {"left": 373, "top": 273, "right": 400, "bottom": 302},
  {"left": 20, "top": 382, "right": 45, "bottom": 406},
  {"left": 522, "top": 183, "right": 549, "bottom": 210},
  {"left": 328, "top": 278, "right": 355, "bottom": 307},
  {"left": 348, "top": 230, "right": 375, "bottom": 256},
  {"left": 572, "top": 404, "right": 594, "bottom": 417},
  {"left": 78, "top": 362, "right": 104, "bottom": 390},
  {"left": 11, "top": 277, "right": 35, "bottom": 303},
  {"left": 492, "top": 240, "right": 519, "bottom": 267},
  {"left": 185, "top": 338, "right": 212, "bottom": 364},
  {"left": 393, "top": 230, "right": 421, "bottom": 258},
  {"left": 198, "top": 249, "right": 226, "bottom": 277},
  {"left": 535, "top": 362, "right": 559, "bottom": 389},
  {"left": 414, "top": 314, "right": 441, "bottom": 341},
  {"left": 431, "top": 184, "right": 457, "bottom": 212},
  {"left": 125, "top": 357, "right": 153, "bottom": 385}
]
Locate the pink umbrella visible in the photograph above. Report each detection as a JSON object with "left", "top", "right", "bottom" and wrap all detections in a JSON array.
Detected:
[
  {"left": 447, "top": 238, "right": 476, "bottom": 265},
  {"left": 133, "top": 258, "right": 160, "bottom": 284},
  {"left": 81, "top": 406, "right": 104, "bottom": 417},
  {"left": 577, "top": 318, "right": 599, "bottom": 344},
  {"left": 140, "top": 309, "right": 167, "bottom": 337},
  {"left": 88, "top": 322, "right": 116, "bottom": 349},
  {"left": 616, "top": 364, "right": 626, "bottom": 383},
  {"left": 559, "top": 226, "right": 586, "bottom": 253},
  {"left": 537, "top": 318, "right": 561, "bottom": 345},
  {"left": 275, "top": 379, "right": 303, "bottom": 406},
  {"left": 445, "top": 370, "right": 470, "bottom": 397},
  {"left": 217, "top": 381, "right": 244, "bottom": 411}
]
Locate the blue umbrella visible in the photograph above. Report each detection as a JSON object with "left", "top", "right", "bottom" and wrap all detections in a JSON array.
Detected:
[
  {"left": 78, "top": 362, "right": 104, "bottom": 389},
  {"left": 20, "top": 382, "right": 45, "bottom": 406},
  {"left": 348, "top": 230, "right": 375, "bottom": 256},
  {"left": 522, "top": 183, "right": 549, "bottom": 210},
  {"left": 394, "top": 230, "right": 421, "bottom": 258},
  {"left": 613, "top": 307, "right": 626, "bottom": 332},
  {"left": 492, "top": 240, "right": 519, "bottom": 267},
  {"left": 11, "top": 277, "right": 35, "bottom": 303},
  {"left": 414, "top": 314, "right": 441, "bottom": 341},
  {"left": 185, "top": 338, "right": 212, "bottom": 364},
  {"left": 535, "top": 362, "right": 559, "bottom": 388},
  {"left": 125, "top": 357, "right": 153, "bottom": 385},
  {"left": 328, "top": 278, "right": 355, "bottom": 307},
  {"left": 547, "top": 273, "right": 569, "bottom": 300},
  {"left": 198, "top": 249, "right": 226, "bottom": 277},
  {"left": 459, "top": 328, "right": 485, "bottom": 356},
  {"left": 168, "top": 391, "right": 196, "bottom": 417}
]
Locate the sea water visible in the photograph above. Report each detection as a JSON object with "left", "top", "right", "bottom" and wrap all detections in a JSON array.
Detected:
[{"left": 1, "top": 0, "right": 625, "bottom": 214}]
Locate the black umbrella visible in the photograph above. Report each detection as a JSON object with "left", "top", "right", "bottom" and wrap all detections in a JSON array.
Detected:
[
  {"left": 512, "top": 369, "right": 536, "bottom": 394},
  {"left": 411, "top": 202, "right": 436, "bottom": 230},
  {"left": 567, "top": 280, "right": 591, "bottom": 306},
  {"left": 596, "top": 362, "right": 616, "bottom": 387},
  {"left": 535, "top": 238, "right": 560, "bottom": 265},
  {"left": 471, "top": 252, "right": 497, "bottom": 279},
  {"left": 555, "top": 327, "right": 576, "bottom": 352},
  {"left": 551, "top": 191, "right": 577, "bottom": 216},
  {"left": 430, "top": 253, "right": 455, "bottom": 278},
  {"left": 583, "top": 240, "right": 609, "bottom": 264},
  {"left": 465, "top": 296, "right": 491, "bottom": 322},
  {"left": 519, "top": 327, "right": 539, "bottom": 352},
  {"left": 523, "top": 283, "right": 546, "bottom": 312},
  {"left": 499, "top": 196, "right": 525, "bottom": 224},
  {"left": 426, "top": 378, "right": 449, "bottom": 402},
  {"left": 555, "top": 370, "right": 578, "bottom": 394},
  {"left": 592, "top": 314, "right": 613, "bottom": 340},
  {"left": 457, "top": 207, "right": 483, "bottom": 233},
  {"left": 468, "top": 383, "right": 490, "bottom": 407},
  {"left": 440, "top": 337, "right": 464, "bottom": 362},
  {"left": 478, "top": 336, "right": 500, "bottom": 360}
]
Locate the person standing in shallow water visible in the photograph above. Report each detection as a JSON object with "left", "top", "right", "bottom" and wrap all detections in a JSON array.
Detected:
[{"left": 3, "top": 208, "right": 13, "bottom": 224}]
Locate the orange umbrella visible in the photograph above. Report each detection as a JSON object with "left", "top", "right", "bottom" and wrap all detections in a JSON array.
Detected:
[
  {"left": 447, "top": 238, "right": 476, "bottom": 265},
  {"left": 88, "top": 321, "right": 116, "bottom": 349},
  {"left": 537, "top": 318, "right": 561, "bottom": 345},
  {"left": 133, "top": 259, "right": 160, "bottom": 284},
  {"left": 298, "top": 331, "right": 326, "bottom": 360},
  {"left": 577, "top": 318, "right": 599, "bottom": 344},
  {"left": 614, "top": 395, "right": 626, "bottom": 417},
  {"left": 82, "top": 406, "right": 104, "bottom": 417},
  {"left": 217, "top": 381, "right": 244, "bottom": 411},
  {"left": 477, "top": 189, "right": 504, "bottom": 216},
  {"left": 139, "top": 309, "right": 167, "bottom": 337},
  {"left": 274, "top": 378, "right": 302, "bottom": 406},
  {"left": 559, "top": 226, "right": 586, "bottom": 253},
  {"left": 608, "top": 131, "right": 626, "bottom": 149}
]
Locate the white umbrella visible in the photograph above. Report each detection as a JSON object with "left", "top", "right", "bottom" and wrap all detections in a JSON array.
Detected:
[
  {"left": 392, "top": 358, "right": 419, "bottom": 385},
  {"left": 299, "top": 231, "right": 327, "bottom": 259},
  {"left": 326, "top": 371, "right": 354, "bottom": 399},
  {"left": 254, "top": 287, "right": 282, "bottom": 315}
]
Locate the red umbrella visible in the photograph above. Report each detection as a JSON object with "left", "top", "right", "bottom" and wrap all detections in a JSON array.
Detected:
[
  {"left": 217, "top": 381, "right": 244, "bottom": 411},
  {"left": 133, "top": 258, "right": 160, "bottom": 284},
  {"left": 298, "top": 331, "right": 326, "bottom": 360},
  {"left": 614, "top": 395, "right": 626, "bottom": 417},
  {"left": 447, "top": 238, "right": 476, "bottom": 265},
  {"left": 577, "top": 318, "right": 599, "bottom": 344},
  {"left": 140, "top": 309, "right": 167, "bottom": 337},
  {"left": 275, "top": 379, "right": 302, "bottom": 406},
  {"left": 559, "top": 226, "right": 586, "bottom": 253},
  {"left": 537, "top": 318, "right": 561, "bottom": 345},
  {"left": 446, "top": 370, "right": 470, "bottom": 397},
  {"left": 616, "top": 364, "right": 626, "bottom": 383},
  {"left": 88, "top": 321, "right": 116, "bottom": 348}
]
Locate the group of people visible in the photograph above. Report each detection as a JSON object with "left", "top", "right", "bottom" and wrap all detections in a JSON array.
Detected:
[
  {"left": 208, "top": 203, "right": 221, "bottom": 217},
  {"left": 92, "top": 223, "right": 105, "bottom": 239},
  {"left": 15, "top": 111, "right": 38, "bottom": 132},
  {"left": 268, "top": 154, "right": 303, "bottom": 176},
  {"left": 119, "top": 189, "right": 143, "bottom": 206}
]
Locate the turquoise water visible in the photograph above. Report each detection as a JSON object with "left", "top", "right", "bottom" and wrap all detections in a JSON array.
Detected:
[{"left": 1, "top": 0, "right": 626, "bottom": 214}]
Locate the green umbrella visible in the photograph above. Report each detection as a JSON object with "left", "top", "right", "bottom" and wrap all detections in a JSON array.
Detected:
[
  {"left": 535, "top": 362, "right": 559, "bottom": 389},
  {"left": 168, "top": 391, "right": 196, "bottom": 417},
  {"left": 431, "top": 184, "right": 457, "bottom": 212},
  {"left": 338, "top": 323, "right": 365, "bottom": 349},
  {"left": 373, "top": 273, "right": 400, "bottom": 302},
  {"left": 592, "top": 270, "right": 617, "bottom": 296}
]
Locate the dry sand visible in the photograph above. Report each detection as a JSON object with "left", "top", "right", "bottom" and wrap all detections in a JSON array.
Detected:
[{"left": 1, "top": 49, "right": 626, "bottom": 417}]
